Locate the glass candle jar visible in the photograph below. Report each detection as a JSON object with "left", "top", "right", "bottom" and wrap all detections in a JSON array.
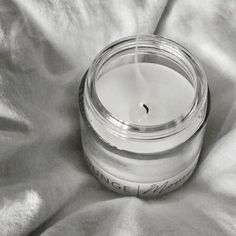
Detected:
[{"left": 79, "top": 35, "right": 210, "bottom": 198}]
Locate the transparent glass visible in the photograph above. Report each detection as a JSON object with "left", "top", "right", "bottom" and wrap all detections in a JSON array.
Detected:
[{"left": 79, "top": 35, "right": 210, "bottom": 197}]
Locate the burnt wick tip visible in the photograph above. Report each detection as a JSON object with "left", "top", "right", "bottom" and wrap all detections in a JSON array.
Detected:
[{"left": 142, "top": 104, "right": 149, "bottom": 114}]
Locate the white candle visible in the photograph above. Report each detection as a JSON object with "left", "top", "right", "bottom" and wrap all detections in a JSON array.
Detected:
[{"left": 79, "top": 35, "right": 209, "bottom": 197}]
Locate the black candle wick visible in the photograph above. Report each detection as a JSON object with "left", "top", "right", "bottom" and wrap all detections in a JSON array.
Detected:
[{"left": 142, "top": 104, "right": 149, "bottom": 114}]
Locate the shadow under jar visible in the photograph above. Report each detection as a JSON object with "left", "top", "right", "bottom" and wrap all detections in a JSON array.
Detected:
[{"left": 79, "top": 35, "right": 210, "bottom": 198}]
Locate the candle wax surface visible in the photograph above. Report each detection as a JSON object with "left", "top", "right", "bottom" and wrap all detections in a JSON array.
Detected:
[{"left": 96, "top": 63, "right": 194, "bottom": 126}]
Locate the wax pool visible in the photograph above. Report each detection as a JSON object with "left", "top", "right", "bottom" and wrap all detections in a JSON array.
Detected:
[{"left": 96, "top": 63, "right": 194, "bottom": 126}]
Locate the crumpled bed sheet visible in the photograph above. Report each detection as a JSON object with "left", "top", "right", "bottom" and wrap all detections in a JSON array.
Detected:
[{"left": 0, "top": 0, "right": 235, "bottom": 235}]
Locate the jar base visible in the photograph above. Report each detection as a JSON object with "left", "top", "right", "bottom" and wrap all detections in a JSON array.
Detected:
[{"left": 85, "top": 154, "right": 199, "bottom": 198}]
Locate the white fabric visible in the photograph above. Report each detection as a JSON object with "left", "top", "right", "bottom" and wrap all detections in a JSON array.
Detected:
[{"left": 0, "top": 0, "right": 235, "bottom": 235}]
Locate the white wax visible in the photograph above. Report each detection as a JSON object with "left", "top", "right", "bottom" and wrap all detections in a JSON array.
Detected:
[
  {"left": 96, "top": 63, "right": 194, "bottom": 126},
  {"left": 84, "top": 62, "right": 200, "bottom": 187}
]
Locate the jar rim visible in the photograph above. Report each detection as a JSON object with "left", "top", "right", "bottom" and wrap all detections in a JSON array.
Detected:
[{"left": 84, "top": 35, "right": 208, "bottom": 140}]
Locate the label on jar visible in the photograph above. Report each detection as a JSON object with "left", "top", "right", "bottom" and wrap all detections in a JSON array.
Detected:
[{"left": 85, "top": 155, "right": 198, "bottom": 197}]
